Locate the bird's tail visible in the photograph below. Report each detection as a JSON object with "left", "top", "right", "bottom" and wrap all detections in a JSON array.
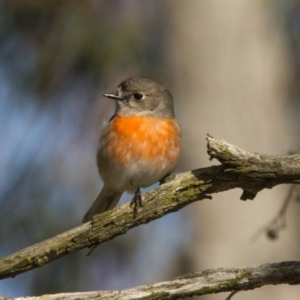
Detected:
[{"left": 82, "top": 186, "right": 123, "bottom": 223}]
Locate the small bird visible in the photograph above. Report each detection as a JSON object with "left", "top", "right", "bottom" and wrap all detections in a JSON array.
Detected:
[{"left": 82, "top": 77, "right": 181, "bottom": 223}]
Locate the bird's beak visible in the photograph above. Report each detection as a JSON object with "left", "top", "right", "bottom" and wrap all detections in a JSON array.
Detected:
[{"left": 103, "top": 93, "right": 124, "bottom": 100}]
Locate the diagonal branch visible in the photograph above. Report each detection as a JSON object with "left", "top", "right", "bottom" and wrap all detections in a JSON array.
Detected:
[
  {"left": 0, "top": 135, "right": 300, "bottom": 280},
  {"left": 14, "top": 261, "right": 300, "bottom": 300}
]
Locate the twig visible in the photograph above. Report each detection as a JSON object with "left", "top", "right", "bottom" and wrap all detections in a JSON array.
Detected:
[
  {"left": 225, "top": 291, "right": 240, "bottom": 300},
  {"left": 251, "top": 185, "right": 296, "bottom": 241}
]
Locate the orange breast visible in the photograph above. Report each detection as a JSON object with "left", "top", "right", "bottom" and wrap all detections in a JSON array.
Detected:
[{"left": 106, "top": 116, "right": 181, "bottom": 167}]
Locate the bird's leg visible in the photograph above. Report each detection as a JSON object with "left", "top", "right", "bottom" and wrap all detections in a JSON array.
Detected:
[{"left": 130, "top": 188, "right": 143, "bottom": 218}]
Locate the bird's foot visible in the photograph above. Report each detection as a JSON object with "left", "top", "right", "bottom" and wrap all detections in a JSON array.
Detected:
[{"left": 130, "top": 188, "right": 143, "bottom": 218}]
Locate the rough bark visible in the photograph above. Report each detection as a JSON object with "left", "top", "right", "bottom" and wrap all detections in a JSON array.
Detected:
[
  {"left": 0, "top": 136, "right": 299, "bottom": 281},
  {"left": 13, "top": 261, "right": 300, "bottom": 300}
]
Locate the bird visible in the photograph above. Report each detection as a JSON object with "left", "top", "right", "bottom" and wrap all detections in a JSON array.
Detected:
[{"left": 82, "top": 77, "right": 181, "bottom": 223}]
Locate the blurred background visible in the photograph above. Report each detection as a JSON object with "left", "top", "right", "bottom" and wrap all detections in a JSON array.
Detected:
[{"left": 0, "top": 1, "right": 300, "bottom": 299}]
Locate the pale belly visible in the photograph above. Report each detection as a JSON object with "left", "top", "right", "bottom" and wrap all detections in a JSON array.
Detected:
[{"left": 97, "top": 116, "right": 181, "bottom": 192}]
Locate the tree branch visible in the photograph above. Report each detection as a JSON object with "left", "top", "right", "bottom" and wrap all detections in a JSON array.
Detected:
[
  {"left": 0, "top": 135, "right": 299, "bottom": 280},
  {"left": 13, "top": 261, "right": 300, "bottom": 300},
  {"left": 207, "top": 134, "right": 300, "bottom": 199}
]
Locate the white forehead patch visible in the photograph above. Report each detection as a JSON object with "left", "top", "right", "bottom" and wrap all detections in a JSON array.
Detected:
[{"left": 117, "top": 86, "right": 123, "bottom": 97}]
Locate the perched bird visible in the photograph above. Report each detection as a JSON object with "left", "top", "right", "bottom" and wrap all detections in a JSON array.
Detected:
[{"left": 83, "top": 77, "right": 181, "bottom": 223}]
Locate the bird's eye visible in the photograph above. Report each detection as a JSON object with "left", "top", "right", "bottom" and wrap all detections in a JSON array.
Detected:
[{"left": 133, "top": 93, "right": 144, "bottom": 101}]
